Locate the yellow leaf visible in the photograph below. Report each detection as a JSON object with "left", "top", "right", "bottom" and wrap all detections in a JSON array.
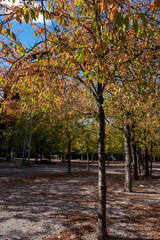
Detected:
[
  {"left": 87, "top": 65, "right": 91, "bottom": 70},
  {"left": 47, "top": 0, "right": 52, "bottom": 10}
]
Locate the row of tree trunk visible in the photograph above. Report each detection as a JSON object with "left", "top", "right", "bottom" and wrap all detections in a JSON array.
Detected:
[{"left": 123, "top": 121, "right": 154, "bottom": 192}]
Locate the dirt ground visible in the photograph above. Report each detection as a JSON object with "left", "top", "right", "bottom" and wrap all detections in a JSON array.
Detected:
[{"left": 0, "top": 160, "right": 160, "bottom": 240}]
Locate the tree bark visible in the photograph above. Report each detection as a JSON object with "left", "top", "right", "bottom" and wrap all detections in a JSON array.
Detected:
[
  {"left": 87, "top": 142, "right": 90, "bottom": 171},
  {"left": 49, "top": 152, "right": 51, "bottom": 162},
  {"left": 149, "top": 141, "right": 153, "bottom": 178},
  {"left": 145, "top": 147, "right": 150, "bottom": 178},
  {"left": 35, "top": 142, "right": 38, "bottom": 163},
  {"left": 97, "top": 90, "right": 107, "bottom": 240},
  {"left": 40, "top": 149, "right": 43, "bottom": 161},
  {"left": 142, "top": 152, "right": 145, "bottom": 169},
  {"left": 22, "top": 137, "right": 26, "bottom": 163},
  {"left": 27, "top": 112, "right": 33, "bottom": 165},
  {"left": 137, "top": 147, "right": 141, "bottom": 174},
  {"left": 6, "top": 146, "right": 12, "bottom": 161},
  {"left": 131, "top": 131, "right": 138, "bottom": 180},
  {"left": 27, "top": 133, "right": 32, "bottom": 165},
  {"left": 0, "top": 132, "right": 3, "bottom": 160},
  {"left": 92, "top": 153, "right": 94, "bottom": 161},
  {"left": 87, "top": 152, "right": 90, "bottom": 171},
  {"left": 62, "top": 152, "right": 65, "bottom": 163},
  {"left": 107, "top": 153, "right": 110, "bottom": 166},
  {"left": 123, "top": 122, "right": 132, "bottom": 192},
  {"left": 68, "top": 134, "right": 71, "bottom": 175}
]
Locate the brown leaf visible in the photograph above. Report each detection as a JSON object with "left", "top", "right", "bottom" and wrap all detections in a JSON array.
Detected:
[{"left": 154, "top": 0, "right": 160, "bottom": 7}]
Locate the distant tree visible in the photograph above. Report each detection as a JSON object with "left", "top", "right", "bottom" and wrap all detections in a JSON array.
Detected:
[{"left": 0, "top": 0, "right": 159, "bottom": 239}]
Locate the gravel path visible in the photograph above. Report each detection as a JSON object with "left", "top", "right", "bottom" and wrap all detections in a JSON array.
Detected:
[{"left": 0, "top": 161, "right": 159, "bottom": 240}]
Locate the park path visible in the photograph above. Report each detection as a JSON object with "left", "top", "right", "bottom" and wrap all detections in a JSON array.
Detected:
[{"left": 0, "top": 161, "right": 160, "bottom": 240}]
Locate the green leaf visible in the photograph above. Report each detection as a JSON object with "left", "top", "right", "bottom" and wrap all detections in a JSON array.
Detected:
[
  {"left": 137, "top": 29, "right": 141, "bottom": 37},
  {"left": 133, "top": 18, "right": 139, "bottom": 34},
  {"left": 123, "top": 16, "right": 129, "bottom": 30},
  {"left": 83, "top": 70, "right": 89, "bottom": 76},
  {"left": 59, "top": 16, "right": 64, "bottom": 25},
  {"left": 77, "top": 53, "right": 83, "bottom": 62},
  {"left": 147, "top": 28, "right": 154, "bottom": 37},
  {"left": 12, "top": 32, "right": 16, "bottom": 40},
  {"left": 7, "top": 28, "right": 11, "bottom": 35},
  {"left": 24, "top": 10, "right": 29, "bottom": 23},
  {"left": 30, "top": 9, "right": 36, "bottom": 21},
  {"left": 136, "top": 11, "right": 146, "bottom": 22},
  {"left": 116, "top": 12, "right": 122, "bottom": 31}
]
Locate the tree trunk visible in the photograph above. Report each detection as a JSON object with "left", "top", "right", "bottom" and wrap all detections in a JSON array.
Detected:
[
  {"left": 123, "top": 152, "right": 125, "bottom": 161},
  {"left": 35, "top": 142, "right": 38, "bottom": 163},
  {"left": 27, "top": 133, "right": 32, "bottom": 165},
  {"left": 149, "top": 141, "right": 153, "bottom": 178},
  {"left": 131, "top": 125, "right": 138, "bottom": 180},
  {"left": 142, "top": 152, "right": 145, "bottom": 169},
  {"left": 153, "top": 147, "right": 156, "bottom": 163},
  {"left": 123, "top": 122, "right": 132, "bottom": 192},
  {"left": 40, "top": 149, "right": 43, "bottom": 161},
  {"left": 87, "top": 143, "right": 90, "bottom": 171},
  {"left": 6, "top": 135, "right": 13, "bottom": 162},
  {"left": 145, "top": 147, "right": 150, "bottom": 178},
  {"left": 137, "top": 147, "right": 141, "bottom": 174},
  {"left": 92, "top": 153, "right": 94, "bottom": 161},
  {"left": 27, "top": 112, "right": 33, "bottom": 165},
  {"left": 6, "top": 146, "right": 12, "bottom": 161},
  {"left": 62, "top": 152, "right": 65, "bottom": 163},
  {"left": 22, "top": 137, "right": 26, "bottom": 163},
  {"left": 68, "top": 134, "right": 71, "bottom": 175},
  {"left": 107, "top": 153, "right": 110, "bottom": 166},
  {"left": 0, "top": 132, "right": 2, "bottom": 160},
  {"left": 97, "top": 91, "right": 107, "bottom": 240},
  {"left": 49, "top": 152, "right": 51, "bottom": 162},
  {"left": 87, "top": 151, "right": 90, "bottom": 171},
  {"left": 131, "top": 132, "right": 138, "bottom": 180}
]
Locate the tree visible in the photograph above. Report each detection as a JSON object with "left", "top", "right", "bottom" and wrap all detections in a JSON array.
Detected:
[
  {"left": 73, "top": 119, "right": 98, "bottom": 169},
  {"left": 0, "top": 0, "right": 159, "bottom": 239},
  {"left": 103, "top": 58, "right": 159, "bottom": 188}
]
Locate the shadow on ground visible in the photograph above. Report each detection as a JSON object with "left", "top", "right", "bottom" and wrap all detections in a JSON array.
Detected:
[{"left": 0, "top": 162, "right": 159, "bottom": 240}]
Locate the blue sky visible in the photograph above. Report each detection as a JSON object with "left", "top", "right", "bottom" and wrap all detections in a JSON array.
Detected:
[
  {"left": 0, "top": 0, "right": 51, "bottom": 48},
  {"left": 11, "top": 22, "right": 39, "bottom": 47}
]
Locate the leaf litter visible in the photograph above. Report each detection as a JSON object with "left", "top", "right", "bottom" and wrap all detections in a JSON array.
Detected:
[{"left": 0, "top": 162, "right": 159, "bottom": 240}]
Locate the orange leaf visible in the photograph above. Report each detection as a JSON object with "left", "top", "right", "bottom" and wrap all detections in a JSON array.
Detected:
[
  {"left": 108, "top": 0, "right": 117, "bottom": 5},
  {"left": 104, "top": 2, "right": 108, "bottom": 11},
  {"left": 110, "top": 6, "right": 117, "bottom": 21},
  {"left": 100, "top": 0, "right": 105, "bottom": 11}
]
